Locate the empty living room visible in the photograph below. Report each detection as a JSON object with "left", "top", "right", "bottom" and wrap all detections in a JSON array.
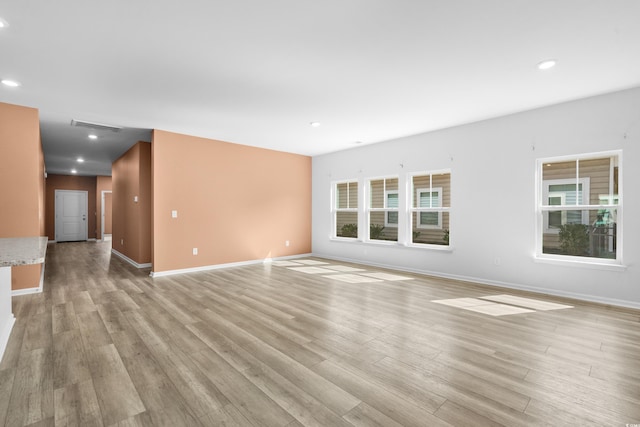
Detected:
[{"left": 1, "top": 1, "right": 639, "bottom": 426}]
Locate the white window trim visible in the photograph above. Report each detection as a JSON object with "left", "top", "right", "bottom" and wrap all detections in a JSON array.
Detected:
[
  {"left": 366, "top": 176, "right": 399, "bottom": 243},
  {"left": 415, "top": 187, "right": 443, "bottom": 229},
  {"left": 408, "top": 170, "right": 451, "bottom": 248},
  {"left": 535, "top": 150, "right": 623, "bottom": 266},
  {"left": 542, "top": 178, "right": 590, "bottom": 233},
  {"left": 332, "top": 180, "right": 359, "bottom": 240}
]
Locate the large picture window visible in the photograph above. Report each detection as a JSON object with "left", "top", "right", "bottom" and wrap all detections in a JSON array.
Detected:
[
  {"left": 333, "top": 181, "right": 358, "bottom": 239},
  {"left": 410, "top": 171, "right": 450, "bottom": 246},
  {"left": 368, "top": 177, "right": 398, "bottom": 242},
  {"left": 537, "top": 152, "right": 621, "bottom": 263}
]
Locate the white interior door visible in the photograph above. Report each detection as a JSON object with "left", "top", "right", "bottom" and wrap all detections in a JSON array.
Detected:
[{"left": 55, "top": 190, "right": 88, "bottom": 242}]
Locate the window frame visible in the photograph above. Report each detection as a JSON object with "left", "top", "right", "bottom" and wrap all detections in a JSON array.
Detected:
[
  {"left": 332, "top": 180, "right": 359, "bottom": 240},
  {"left": 366, "top": 176, "right": 399, "bottom": 243},
  {"left": 408, "top": 170, "right": 451, "bottom": 247},
  {"left": 535, "top": 150, "right": 623, "bottom": 266}
]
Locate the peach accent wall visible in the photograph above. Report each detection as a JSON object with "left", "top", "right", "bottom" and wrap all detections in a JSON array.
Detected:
[
  {"left": 151, "top": 130, "right": 311, "bottom": 273},
  {"left": 45, "top": 175, "right": 97, "bottom": 241},
  {"left": 96, "top": 176, "right": 112, "bottom": 240},
  {"left": 112, "top": 142, "right": 151, "bottom": 264},
  {"left": 0, "top": 102, "right": 45, "bottom": 290},
  {"left": 104, "top": 193, "right": 113, "bottom": 234}
]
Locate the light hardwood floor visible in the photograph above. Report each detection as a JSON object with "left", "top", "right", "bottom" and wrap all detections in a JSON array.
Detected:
[{"left": 1, "top": 241, "right": 639, "bottom": 426}]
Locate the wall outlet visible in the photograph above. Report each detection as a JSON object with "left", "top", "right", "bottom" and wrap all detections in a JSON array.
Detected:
[
  {"left": 494, "top": 257, "right": 501, "bottom": 266},
  {"left": 285, "top": 240, "right": 290, "bottom": 247},
  {"left": 121, "top": 238, "right": 124, "bottom": 245},
  {"left": 171, "top": 210, "right": 178, "bottom": 218},
  {"left": 192, "top": 248, "right": 198, "bottom": 255}
]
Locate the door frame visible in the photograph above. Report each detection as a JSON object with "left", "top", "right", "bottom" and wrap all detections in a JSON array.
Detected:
[
  {"left": 55, "top": 189, "right": 88, "bottom": 242},
  {"left": 101, "top": 190, "right": 113, "bottom": 241}
]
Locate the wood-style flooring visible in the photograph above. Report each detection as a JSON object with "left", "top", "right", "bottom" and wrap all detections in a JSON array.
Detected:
[{"left": 1, "top": 241, "right": 639, "bottom": 426}]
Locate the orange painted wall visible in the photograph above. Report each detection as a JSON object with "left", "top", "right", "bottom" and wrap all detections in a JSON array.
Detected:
[
  {"left": 45, "top": 175, "right": 97, "bottom": 241},
  {"left": 112, "top": 142, "right": 151, "bottom": 264},
  {"left": 104, "top": 193, "right": 113, "bottom": 234},
  {"left": 96, "top": 176, "right": 112, "bottom": 240},
  {"left": 0, "top": 102, "right": 45, "bottom": 290},
  {"left": 151, "top": 130, "right": 311, "bottom": 273}
]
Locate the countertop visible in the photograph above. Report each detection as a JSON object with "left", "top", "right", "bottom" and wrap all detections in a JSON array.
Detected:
[{"left": 0, "top": 237, "right": 48, "bottom": 267}]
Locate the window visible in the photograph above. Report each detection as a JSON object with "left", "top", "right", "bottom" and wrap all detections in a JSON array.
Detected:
[
  {"left": 333, "top": 181, "right": 358, "bottom": 239},
  {"left": 537, "top": 152, "right": 621, "bottom": 263},
  {"left": 410, "top": 172, "right": 450, "bottom": 246},
  {"left": 368, "top": 177, "right": 398, "bottom": 242}
]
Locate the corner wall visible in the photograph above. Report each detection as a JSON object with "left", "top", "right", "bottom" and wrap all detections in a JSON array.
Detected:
[
  {"left": 0, "top": 102, "right": 45, "bottom": 290},
  {"left": 312, "top": 87, "right": 640, "bottom": 308},
  {"left": 112, "top": 142, "right": 151, "bottom": 265},
  {"left": 151, "top": 130, "right": 311, "bottom": 274}
]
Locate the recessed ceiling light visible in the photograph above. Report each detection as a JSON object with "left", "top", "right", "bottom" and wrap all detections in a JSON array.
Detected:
[
  {"left": 71, "top": 169, "right": 78, "bottom": 174},
  {"left": 88, "top": 134, "right": 98, "bottom": 140},
  {"left": 537, "top": 59, "right": 556, "bottom": 70},
  {"left": 77, "top": 158, "right": 85, "bottom": 163},
  {"left": 1, "top": 79, "right": 21, "bottom": 87},
  {"left": 0, "top": 18, "right": 8, "bottom": 28},
  {"left": 310, "top": 122, "right": 321, "bottom": 127}
]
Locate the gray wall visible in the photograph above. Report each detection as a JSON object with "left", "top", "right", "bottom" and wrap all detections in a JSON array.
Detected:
[{"left": 312, "top": 87, "right": 640, "bottom": 308}]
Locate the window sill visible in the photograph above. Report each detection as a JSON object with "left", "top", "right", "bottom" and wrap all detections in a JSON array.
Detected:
[
  {"left": 533, "top": 256, "right": 626, "bottom": 271},
  {"left": 329, "top": 237, "right": 453, "bottom": 252},
  {"left": 405, "top": 243, "right": 453, "bottom": 252}
]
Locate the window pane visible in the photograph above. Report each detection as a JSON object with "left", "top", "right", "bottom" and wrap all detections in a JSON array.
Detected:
[
  {"left": 370, "top": 179, "right": 384, "bottom": 208},
  {"left": 420, "top": 212, "right": 439, "bottom": 226},
  {"left": 386, "top": 178, "right": 398, "bottom": 192},
  {"left": 336, "top": 183, "right": 348, "bottom": 209},
  {"left": 369, "top": 212, "right": 397, "bottom": 242},
  {"left": 579, "top": 157, "right": 618, "bottom": 206},
  {"left": 387, "top": 211, "right": 398, "bottom": 224},
  {"left": 387, "top": 193, "right": 398, "bottom": 208},
  {"left": 412, "top": 175, "right": 430, "bottom": 207},
  {"left": 543, "top": 160, "right": 576, "bottom": 182},
  {"left": 348, "top": 182, "right": 358, "bottom": 208},
  {"left": 542, "top": 209, "right": 617, "bottom": 259},
  {"left": 412, "top": 212, "right": 449, "bottom": 245},
  {"left": 433, "top": 173, "right": 450, "bottom": 207},
  {"left": 336, "top": 211, "right": 358, "bottom": 238}
]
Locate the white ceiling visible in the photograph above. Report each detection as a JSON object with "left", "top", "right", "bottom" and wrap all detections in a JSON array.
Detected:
[{"left": 1, "top": 1, "right": 639, "bottom": 176}]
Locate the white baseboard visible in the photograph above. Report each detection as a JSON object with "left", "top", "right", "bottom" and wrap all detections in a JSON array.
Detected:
[
  {"left": 314, "top": 253, "right": 640, "bottom": 311},
  {"left": 150, "top": 253, "right": 313, "bottom": 278},
  {"left": 12, "top": 287, "right": 41, "bottom": 296},
  {"left": 0, "top": 314, "right": 15, "bottom": 363},
  {"left": 111, "top": 249, "right": 152, "bottom": 269}
]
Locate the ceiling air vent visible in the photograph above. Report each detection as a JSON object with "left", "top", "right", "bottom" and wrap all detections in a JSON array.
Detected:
[{"left": 70, "top": 119, "right": 122, "bottom": 132}]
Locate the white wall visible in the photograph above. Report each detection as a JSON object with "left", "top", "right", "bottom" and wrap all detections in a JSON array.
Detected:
[{"left": 312, "top": 87, "right": 640, "bottom": 308}]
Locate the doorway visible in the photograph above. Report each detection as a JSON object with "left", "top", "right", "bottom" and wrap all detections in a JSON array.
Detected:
[
  {"left": 55, "top": 190, "right": 88, "bottom": 242},
  {"left": 101, "top": 190, "right": 113, "bottom": 241}
]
